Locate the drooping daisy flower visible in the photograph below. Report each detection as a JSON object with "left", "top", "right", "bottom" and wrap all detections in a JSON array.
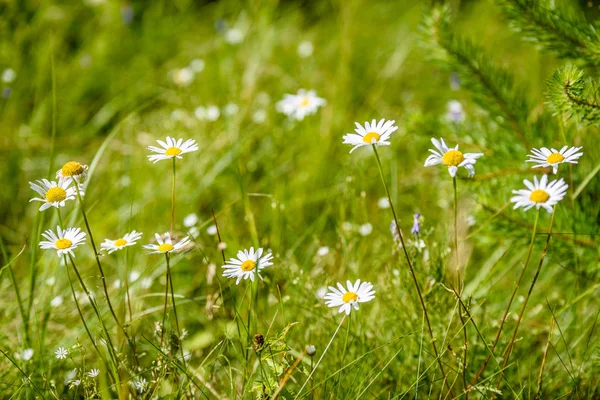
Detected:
[
  {"left": 342, "top": 119, "right": 398, "bottom": 153},
  {"left": 147, "top": 137, "right": 199, "bottom": 163},
  {"left": 324, "top": 279, "right": 375, "bottom": 315},
  {"left": 55, "top": 347, "right": 68, "bottom": 360},
  {"left": 29, "top": 179, "right": 78, "bottom": 211},
  {"left": 276, "top": 89, "right": 326, "bottom": 121},
  {"left": 511, "top": 175, "right": 568, "bottom": 213},
  {"left": 526, "top": 146, "right": 583, "bottom": 174},
  {"left": 222, "top": 247, "right": 274, "bottom": 284},
  {"left": 56, "top": 161, "right": 89, "bottom": 185},
  {"left": 39, "top": 226, "right": 87, "bottom": 258},
  {"left": 143, "top": 233, "right": 190, "bottom": 254},
  {"left": 100, "top": 230, "right": 143, "bottom": 254},
  {"left": 424, "top": 138, "right": 483, "bottom": 177}
]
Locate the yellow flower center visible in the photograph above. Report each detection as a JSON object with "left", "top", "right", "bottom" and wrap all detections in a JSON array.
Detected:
[
  {"left": 45, "top": 187, "right": 67, "bottom": 203},
  {"left": 114, "top": 239, "right": 127, "bottom": 247},
  {"left": 157, "top": 243, "right": 174, "bottom": 252},
  {"left": 442, "top": 150, "right": 465, "bottom": 167},
  {"left": 529, "top": 189, "right": 550, "bottom": 203},
  {"left": 362, "top": 132, "right": 381, "bottom": 143},
  {"left": 55, "top": 238, "right": 72, "bottom": 249},
  {"left": 300, "top": 97, "right": 310, "bottom": 107},
  {"left": 342, "top": 291, "right": 358, "bottom": 303},
  {"left": 546, "top": 153, "right": 565, "bottom": 164},
  {"left": 61, "top": 161, "right": 85, "bottom": 176},
  {"left": 241, "top": 260, "right": 257, "bottom": 271},
  {"left": 165, "top": 147, "right": 182, "bottom": 156}
]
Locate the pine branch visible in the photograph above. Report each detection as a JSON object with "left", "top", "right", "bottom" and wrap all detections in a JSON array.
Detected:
[
  {"left": 546, "top": 64, "right": 600, "bottom": 124},
  {"left": 420, "top": 6, "right": 531, "bottom": 147},
  {"left": 501, "top": 0, "right": 600, "bottom": 66}
]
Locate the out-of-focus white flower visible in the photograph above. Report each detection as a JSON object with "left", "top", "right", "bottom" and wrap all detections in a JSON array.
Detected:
[
  {"left": 252, "top": 109, "right": 267, "bottom": 124},
  {"left": 446, "top": 100, "right": 465, "bottom": 123},
  {"left": 277, "top": 89, "right": 326, "bottom": 121},
  {"left": 87, "top": 369, "right": 100, "bottom": 378},
  {"left": 189, "top": 59, "right": 205, "bottom": 73},
  {"left": 129, "top": 271, "right": 141, "bottom": 282},
  {"left": 377, "top": 197, "right": 390, "bottom": 209},
  {"left": 184, "top": 213, "right": 199, "bottom": 227},
  {"left": 2, "top": 68, "right": 16, "bottom": 83},
  {"left": 194, "top": 106, "right": 206, "bottom": 120},
  {"left": 171, "top": 67, "right": 194, "bottom": 87},
  {"left": 206, "top": 225, "right": 218, "bottom": 235},
  {"left": 224, "top": 103, "right": 239, "bottom": 116},
  {"left": 317, "top": 246, "right": 329, "bottom": 256},
  {"left": 297, "top": 41, "right": 314, "bottom": 58},
  {"left": 206, "top": 105, "right": 220, "bottom": 121},
  {"left": 225, "top": 28, "right": 244, "bottom": 44},
  {"left": 51, "top": 296, "right": 63, "bottom": 307},
  {"left": 359, "top": 223, "right": 373, "bottom": 236}
]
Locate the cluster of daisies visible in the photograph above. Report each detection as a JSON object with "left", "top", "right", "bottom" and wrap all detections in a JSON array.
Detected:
[{"left": 30, "top": 92, "right": 586, "bottom": 373}]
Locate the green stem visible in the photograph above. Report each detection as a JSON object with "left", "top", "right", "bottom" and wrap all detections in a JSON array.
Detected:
[
  {"left": 372, "top": 145, "right": 453, "bottom": 396},
  {"left": 453, "top": 176, "right": 468, "bottom": 396},
  {"left": 171, "top": 158, "right": 176, "bottom": 235},
  {"left": 160, "top": 259, "right": 170, "bottom": 348},
  {"left": 469, "top": 208, "right": 540, "bottom": 388},
  {"left": 166, "top": 253, "right": 186, "bottom": 368},
  {"left": 295, "top": 316, "right": 346, "bottom": 399},
  {"left": 495, "top": 207, "right": 556, "bottom": 391},
  {"left": 74, "top": 183, "right": 138, "bottom": 365}
]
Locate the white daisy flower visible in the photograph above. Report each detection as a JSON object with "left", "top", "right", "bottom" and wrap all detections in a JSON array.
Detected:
[
  {"left": 222, "top": 247, "right": 273, "bottom": 284},
  {"left": 87, "top": 369, "right": 100, "bottom": 378},
  {"left": 342, "top": 119, "right": 398, "bottom": 153},
  {"left": 324, "top": 279, "right": 375, "bottom": 315},
  {"left": 100, "top": 230, "right": 143, "bottom": 254},
  {"left": 29, "top": 179, "right": 78, "bottom": 211},
  {"left": 147, "top": 136, "right": 199, "bottom": 163},
  {"left": 39, "top": 226, "right": 86, "bottom": 258},
  {"left": 55, "top": 347, "right": 68, "bottom": 360},
  {"left": 526, "top": 146, "right": 583, "bottom": 174},
  {"left": 424, "top": 138, "right": 484, "bottom": 177},
  {"left": 510, "top": 175, "right": 568, "bottom": 213},
  {"left": 143, "top": 233, "right": 190, "bottom": 254},
  {"left": 56, "top": 161, "right": 89, "bottom": 185},
  {"left": 276, "top": 89, "right": 326, "bottom": 121}
]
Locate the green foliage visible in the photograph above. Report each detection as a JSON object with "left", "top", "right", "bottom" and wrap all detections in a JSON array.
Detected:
[
  {"left": 420, "top": 5, "right": 531, "bottom": 147},
  {"left": 501, "top": 0, "right": 600, "bottom": 66},
  {"left": 546, "top": 64, "right": 600, "bottom": 124}
]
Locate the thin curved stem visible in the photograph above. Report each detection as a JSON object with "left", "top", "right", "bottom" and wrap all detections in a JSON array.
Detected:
[
  {"left": 494, "top": 207, "right": 556, "bottom": 392},
  {"left": 74, "top": 183, "right": 138, "bottom": 366},
  {"left": 295, "top": 316, "right": 346, "bottom": 399},
  {"left": 469, "top": 208, "right": 540, "bottom": 388},
  {"left": 166, "top": 253, "right": 186, "bottom": 368},
  {"left": 372, "top": 145, "right": 453, "bottom": 396}
]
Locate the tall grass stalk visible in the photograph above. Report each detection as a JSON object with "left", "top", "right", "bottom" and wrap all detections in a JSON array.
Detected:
[
  {"left": 73, "top": 183, "right": 137, "bottom": 364},
  {"left": 495, "top": 207, "right": 556, "bottom": 392},
  {"left": 469, "top": 208, "right": 541, "bottom": 388},
  {"left": 295, "top": 316, "right": 346, "bottom": 399},
  {"left": 372, "top": 144, "right": 453, "bottom": 395}
]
